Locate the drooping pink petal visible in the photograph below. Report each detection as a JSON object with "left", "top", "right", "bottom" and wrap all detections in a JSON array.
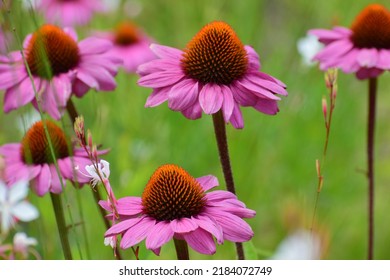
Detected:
[
  {"left": 356, "top": 48, "right": 378, "bottom": 68},
  {"left": 145, "top": 87, "right": 170, "bottom": 107},
  {"left": 199, "top": 83, "right": 223, "bottom": 114},
  {"left": 245, "top": 45, "right": 261, "bottom": 70},
  {"left": 120, "top": 217, "right": 156, "bottom": 249},
  {"left": 193, "top": 214, "right": 224, "bottom": 244},
  {"left": 32, "top": 164, "right": 51, "bottom": 197},
  {"left": 229, "top": 104, "right": 244, "bottom": 129},
  {"left": 183, "top": 228, "right": 216, "bottom": 255},
  {"left": 170, "top": 217, "right": 198, "bottom": 233},
  {"left": 168, "top": 79, "right": 199, "bottom": 111},
  {"left": 145, "top": 221, "right": 174, "bottom": 251},
  {"left": 49, "top": 165, "right": 65, "bottom": 194},
  {"left": 78, "top": 37, "right": 113, "bottom": 55},
  {"left": 3, "top": 77, "right": 40, "bottom": 113},
  {"left": 377, "top": 49, "right": 390, "bottom": 69},
  {"left": 253, "top": 98, "right": 279, "bottom": 115},
  {"left": 181, "top": 101, "right": 203, "bottom": 119},
  {"left": 137, "top": 59, "right": 180, "bottom": 76},
  {"left": 221, "top": 85, "right": 234, "bottom": 122}
]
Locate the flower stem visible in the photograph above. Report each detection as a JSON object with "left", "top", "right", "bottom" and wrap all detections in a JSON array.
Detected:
[
  {"left": 367, "top": 77, "right": 377, "bottom": 260},
  {"left": 173, "top": 238, "right": 189, "bottom": 260},
  {"left": 212, "top": 110, "right": 245, "bottom": 260},
  {"left": 50, "top": 193, "right": 73, "bottom": 260}
]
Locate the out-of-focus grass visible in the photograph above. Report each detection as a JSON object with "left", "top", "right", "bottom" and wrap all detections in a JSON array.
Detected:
[{"left": 1, "top": 0, "right": 390, "bottom": 260}]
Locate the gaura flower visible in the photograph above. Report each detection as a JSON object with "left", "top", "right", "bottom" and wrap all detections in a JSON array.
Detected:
[
  {"left": 309, "top": 4, "right": 390, "bottom": 79},
  {"left": 297, "top": 34, "right": 323, "bottom": 66},
  {"left": 0, "top": 24, "right": 121, "bottom": 119},
  {"left": 96, "top": 22, "right": 156, "bottom": 73},
  {"left": 0, "top": 180, "right": 39, "bottom": 234},
  {"left": 101, "top": 164, "right": 255, "bottom": 255},
  {"left": 0, "top": 120, "right": 106, "bottom": 196},
  {"left": 37, "top": 0, "right": 106, "bottom": 27},
  {"left": 137, "top": 21, "right": 287, "bottom": 129},
  {"left": 12, "top": 232, "right": 38, "bottom": 259}
]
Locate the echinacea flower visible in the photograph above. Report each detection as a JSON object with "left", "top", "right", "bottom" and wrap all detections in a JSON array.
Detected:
[
  {"left": 0, "top": 120, "right": 106, "bottom": 196},
  {"left": 309, "top": 4, "right": 390, "bottom": 79},
  {"left": 137, "top": 21, "right": 287, "bottom": 129},
  {"left": 37, "top": 0, "right": 106, "bottom": 27},
  {"left": 101, "top": 164, "right": 255, "bottom": 256},
  {"left": 0, "top": 180, "right": 39, "bottom": 234},
  {"left": 96, "top": 22, "right": 156, "bottom": 73},
  {"left": 0, "top": 24, "right": 121, "bottom": 119}
]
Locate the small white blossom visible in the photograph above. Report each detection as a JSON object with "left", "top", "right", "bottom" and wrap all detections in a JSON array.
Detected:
[
  {"left": 104, "top": 236, "right": 116, "bottom": 248},
  {"left": 297, "top": 34, "right": 323, "bottom": 66},
  {"left": 270, "top": 229, "right": 322, "bottom": 260},
  {"left": 0, "top": 180, "right": 39, "bottom": 234},
  {"left": 79, "top": 160, "right": 110, "bottom": 188},
  {"left": 13, "top": 232, "right": 37, "bottom": 257}
]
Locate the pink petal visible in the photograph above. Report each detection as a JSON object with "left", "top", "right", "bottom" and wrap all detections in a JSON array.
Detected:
[
  {"left": 3, "top": 77, "right": 39, "bottom": 113},
  {"left": 254, "top": 98, "right": 279, "bottom": 115},
  {"left": 221, "top": 85, "right": 234, "bottom": 122},
  {"left": 238, "top": 78, "right": 280, "bottom": 101},
  {"left": 377, "top": 49, "right": 390, "bottom": 69},
  {"left": 115, "top": 197, "right": 143, "bottom": 216},
  {"left": 78, "top": 37, "right": 113, "bottom": 55},
  {"left": 183, "top": 228, "right": 216, "bottom": 255},
  {"left": 193, "top": 215, "right": 224, "bottom": 244},
  {"left": 49, "top": 165, "right": 65, "bottom": 194},
  {"left": 206, "top": 210, "right": 254, "bottom": 242},
  {"left": 105, "top": 217, "right": 143, "bottom": 237},
  {"left": 356, "top": 48, "right": 378, "bottom": 68},
  {"left": 199, "top": 84, "right": 224, "bottom": 114},
  {"left": 145, "top": 87, "right": 169, "bottom": 107},
  {"left": 120, "top": 217, "right": 155, "bottom": 249},
  {"left": 196, "top": 175, "right": 219, "bottom": 191},
  {"left": 168, "top": 79, "right": 199, "bottom": 111},
  {"left": 138, "top": 71, "right": 184, "bottom": 88},
  {"left": 145, "top": 221, "right": 174, "bottom": 251},
  {"left": 137, "top": 59, "right": 180, "bottom": 76},
  {"left": 0, "top": 64, "right": 26, "bottom": 90},
  {"left": 181, "top": 101, "right": 203, "bottom": 120},
  {"left": 206, "top": 190, "right": 237, "bottom": 202},
  {"left": 150, "top": 44, "right": 184, "bottom": 60},
  {"left": 313, "top": 39, "right": 354, "bottom": 62},
  {"left": 229, "top": 104, "right": 244, "bottom": 129},
  {"left": 33, "top": 164, "right": 51, "bottom": 197},
  {"left": 170, "top": 217, "right": 198, "bottom": 233},
  {"left": 230, "top": 82, "right": 257, "bottom": 106},
  {"left": 245, "top": 45, "right": 261, "bottom": 70},
  {"left": 356, "top": 67, "right": 383, "bottom": 80}
]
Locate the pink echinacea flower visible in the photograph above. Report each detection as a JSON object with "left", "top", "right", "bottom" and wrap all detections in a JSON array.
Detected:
[
  {"left": 309, "top": 4, "right": 390, "bottom": 80},
  {"left": 137, "top": 21, "right": 287, "bottom": 129},
  {"left": 0, "top": 120, "right": 105, "bottom": 196},
  {"left": 0, "top": 24, "right": 121, "bottom": 119},
  {"left": 101, "top": 164, "right": 255, "bottom": 256},
  {"left": 96, "top": 22, "right": 156, "bottom": 73},
  {"left": 37, "top": 0, "right": 105, "bottom": 27}
]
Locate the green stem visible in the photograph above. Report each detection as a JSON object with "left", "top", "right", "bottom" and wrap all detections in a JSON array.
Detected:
[
  {"left": 174, "top": 238, "right": 189, "bottom": 260},
  {"left": 367, "top": 77, "right": 377, "bottom": 260},
  {"left": 212, "top": 110, "right": 245, "bottom": 260},
  {"left": 50, "top": 193, "right": 73, "bottom": 260}
]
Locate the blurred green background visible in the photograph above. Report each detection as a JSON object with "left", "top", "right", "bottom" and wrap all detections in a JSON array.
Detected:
[{"left": 1, "top": 0, "right": 390, "bottom": 260}]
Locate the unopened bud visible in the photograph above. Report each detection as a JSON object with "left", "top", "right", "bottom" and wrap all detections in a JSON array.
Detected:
[
  {"left": 87, "top": 129, "right": 93, "bottom": 149},
  {"left": 322, "top": 97, "right": 327, "bottom": 120},
  {"left": 74, "top": 116, "right": 86, "bottom": 146},
  {"left": 325, "top": 68, "right": 338, "bottom": 88}
]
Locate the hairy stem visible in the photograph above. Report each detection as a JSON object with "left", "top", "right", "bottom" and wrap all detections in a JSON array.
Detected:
[
  {"left": 212, "top": 110, "right": 245, "bottom": 260},
  {"left": 174, "top": 238, "right": 189, "bottom": 260},
  {"left": 367, "top": 77, "right": 377, "bottom": 260}
]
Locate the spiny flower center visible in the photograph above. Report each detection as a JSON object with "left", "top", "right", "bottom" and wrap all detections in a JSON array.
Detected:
[
  {"left": 21, "top": 120, "right": 70, "bottom": 165},
  {"left": 142, "top": 164, "right": 206, "bottom": 221},
  {"left": 181, "top": 21, "right": 248, "bottom": 85},
  {"left": 350, "top": 4, "right": 390, "bottom": 49},
  {"left": 26, "top": 24, "right": 80, "bottom": 79},
  {"left": 114, "top": 22, "right": 140, "bottom": 46}
]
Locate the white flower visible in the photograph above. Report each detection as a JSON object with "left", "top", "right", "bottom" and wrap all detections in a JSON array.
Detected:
[
  {"left": 270, "top": 229, "right": 322, "bottom": 260},
  {"left": 297, "top": 34, "right": 323, "bottom": 66},
  {"left": 104, "top": 236, "right": 116, "bottom": 248},
  {"left": 0, "top": 180, "right": 39, "bottom": 234},
  {"left": 80, "top": 160, "right": 110, "bottom": 188},
  {"left": 13, "top": 232, "right": 37, "bottom": 257}
]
